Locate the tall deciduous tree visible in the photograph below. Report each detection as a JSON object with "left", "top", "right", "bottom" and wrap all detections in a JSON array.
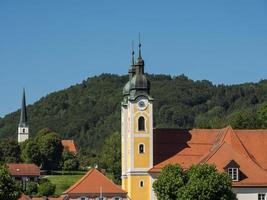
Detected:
[
  {"left": 153, "top": 164, "right": 236, "bottom": 200},
  {"left": 0, "top": 165, "right": 21, "bottom": 200},
  {"left": 21, "top": 128, "right": 63, "bottom": 170},
  {"left": 98, "top": 132, "right": 121, "bottom": 184},
  {"left": 0, "top": 139, "right": 20, "bottom": 163}
]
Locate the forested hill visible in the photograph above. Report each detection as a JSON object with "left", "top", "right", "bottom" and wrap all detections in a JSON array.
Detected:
[{"left": 1, "top": 73, "right": 267, "bottom": 155}]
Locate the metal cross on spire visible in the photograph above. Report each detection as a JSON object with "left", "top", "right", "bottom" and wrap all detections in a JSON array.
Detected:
[
  {"left": 131, "top": 40, "right": 135, "bottom": 65},
  {"left": 138, "top": 32, "right": 142, "bottom": 59}
]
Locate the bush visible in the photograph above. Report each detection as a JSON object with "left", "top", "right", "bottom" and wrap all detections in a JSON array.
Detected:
[
  {"left": 25, "top": 182, "right": 38, "bottom": 195},
  {"left": 63, "top": 159, "right": 79, "bottom": 171},
  {"left": 38, "top": 181, "right": 56, "bottom": 197}
]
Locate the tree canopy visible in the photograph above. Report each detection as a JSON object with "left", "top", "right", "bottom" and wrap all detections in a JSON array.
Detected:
[
  {"left": 153, "top": 164, "right": 236, "bottom": 200},
  {"left": 0, "top": 139, "right": 20, "bottom": 164},
  {"left": 0, "top": 165, "right": 21, "bottom": 200},
  {"left": 21, "top": 128, "right": 63, "bottom": 170}
]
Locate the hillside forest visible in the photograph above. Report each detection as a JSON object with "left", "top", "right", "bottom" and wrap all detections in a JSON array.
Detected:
[{"left": 1, "top": 74, "right": 267, "bottom": 182}]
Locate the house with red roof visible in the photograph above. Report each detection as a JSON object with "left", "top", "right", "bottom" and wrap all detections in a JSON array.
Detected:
[
  {"left": 19, "top": 194, "right": 64, "bottom": 200},
  {"left": 7, "top": 163, "right": 40, "bottom": 190},
  {"left": 62, "top": 168, "right": 128, "bottom": 200}
]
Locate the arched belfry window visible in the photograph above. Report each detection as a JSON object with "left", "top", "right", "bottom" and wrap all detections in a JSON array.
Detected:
[
  {"left": 138, "top": 116, "right": 145, "bottom": 131},
  {"left": 139, "top": 144, "right": 145, "bottom": 154}
]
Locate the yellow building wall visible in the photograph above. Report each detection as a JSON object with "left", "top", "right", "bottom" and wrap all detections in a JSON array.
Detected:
[
  {"left": 122, "top": 176, "right": 128, "bottom": 191},
  {"left": 134, "top": 137, "right": 150, "bottom": 168},
  {"left": 128, "top": 175, "right": 151, "bottom": 200},
  {"left": 127, "top": 134, "right": 131, "bottom": 169}
]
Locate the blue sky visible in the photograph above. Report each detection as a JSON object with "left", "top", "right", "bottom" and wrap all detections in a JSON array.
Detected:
[{"left": 0, "top": 0, "right": 266, "bottom": 117}]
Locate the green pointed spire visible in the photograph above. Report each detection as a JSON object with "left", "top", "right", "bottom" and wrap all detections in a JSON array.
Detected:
[{"left": 19, "top": 88, "right": 27, "bottom": 127}]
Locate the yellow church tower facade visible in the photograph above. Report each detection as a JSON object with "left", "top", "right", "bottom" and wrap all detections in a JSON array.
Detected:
[{"left": 121, "top": 41, "right": 154, "bottom": 200}]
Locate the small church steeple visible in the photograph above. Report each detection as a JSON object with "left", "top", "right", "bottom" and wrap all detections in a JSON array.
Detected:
[
  {"left": 19, "top": 88, "right": 27, "bottom": 127},
  {"left": 18, "top": 88, "right": 29, "bottom": 143}
]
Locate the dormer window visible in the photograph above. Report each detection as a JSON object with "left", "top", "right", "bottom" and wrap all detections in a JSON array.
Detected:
[
  {"left": 224, "top": 160, "right": 240, "bottom": 182},
  {"left": 228, "top": 168, "right": 239, "bottom": 181}
]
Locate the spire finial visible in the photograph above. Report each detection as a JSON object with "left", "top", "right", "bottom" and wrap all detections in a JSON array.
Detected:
[
  {"left": 131, "top": 40, "right": 135, "bottom": 65},
  {"left": 138, "top": 32, "right": 142, "bottom": 59}
]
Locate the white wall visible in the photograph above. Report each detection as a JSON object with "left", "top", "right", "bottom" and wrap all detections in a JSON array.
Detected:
[{"left": 234, "top": 187, "right": 267, "bottom": 200}]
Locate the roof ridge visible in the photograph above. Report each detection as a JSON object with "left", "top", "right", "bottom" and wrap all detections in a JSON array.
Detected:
[
  {"left": 198, "top": 141, "right": 225, "bottom": 164},
  {"left": 63, "top": 168, "right": 94, "bottom": 194},
  {"left": 95, "top": 170, "right": 126, "bottom": 193},
  {"left": 63, "top": 168, "right": 126, "bottom": 194}
]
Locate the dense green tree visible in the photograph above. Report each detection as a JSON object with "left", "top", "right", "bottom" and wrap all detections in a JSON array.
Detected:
[
  {"left": 25, "top": 182, "right": 38, "bottom": 196},
  {"left": 20, "top": 128, "right": 63, "bottom": 170},
  {"left": 62, "top": 150, "right": 79, "bottom": 171},
  {"left": 257, "top": 102, "right": 267, "bottom": 128},
  {"left": 0, "top": 165, "right": 21, "bottom": 200},
  {"left": 98, "top": 132, "right": 121, "bottom": 184},
  {"left": 153, "top": 164, "right": 185, "bottom": 200},
  {"left": 179, "top": 164, "right": 236, "bottom": 200},
  {"left": 38, "top": 181, "right": 56, "bottom": 197},
  {"left": 21, "top": 139, "right": 42, "bottom": 166},
  {"left": 153, "top": 164, "right": 236, "bottom": 200},
  {"left": 226, "top": 109, "right": 260, "bottom": 129},
  {"left": 63, "top": 159, "right": 79, "bottom": 171},
  {"left": 0, "top": 139, "right": 21, "bottom": 163},
  {"left": 35, "top": 128, "right": 63, "bottom": 170}
]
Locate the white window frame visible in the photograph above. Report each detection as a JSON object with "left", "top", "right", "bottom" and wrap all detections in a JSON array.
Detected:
[
  {"left": 79, "top": 197, "right": 88, "bottom": 200},
  {"left": 96, "top": 197, "right": 106, "bottom": 200},
  {"left": 112, "top": 197, "right": 122, "bottom": 200},
  {"left": 138, "top": 143, "right": 145, "bottom": 154},
  {"left": 228, "top": 168, "right": 239, "bottom": 181},
  {"left": 258, "top": 193, "right": 266, "bottom": 200}
]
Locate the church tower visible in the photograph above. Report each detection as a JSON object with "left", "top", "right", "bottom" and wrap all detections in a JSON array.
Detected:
[
  {"left": 18, "top": 89, "right": 29, "bottom": 143},
  {"left": 121, "top": 39, "right": 153, "bottom": 200}
]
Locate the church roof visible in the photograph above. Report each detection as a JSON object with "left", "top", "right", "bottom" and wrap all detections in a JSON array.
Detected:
[
  {"left": 63, "top": 168, "right": 127, "bottom": 196},
  {"left": 150, "top": 126, "right": 267, "bottom": 187}
]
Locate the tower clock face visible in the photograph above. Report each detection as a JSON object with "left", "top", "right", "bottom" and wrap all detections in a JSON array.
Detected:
[{"left": 137, "top": 99, "right": 148, "bottom": 110}]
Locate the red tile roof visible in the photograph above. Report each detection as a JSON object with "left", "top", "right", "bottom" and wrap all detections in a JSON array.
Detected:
[
  {"left": 150, "top": 126, "right": 267, "bottom": 187},
  {"left": 61, "top": 140, "right": 77, "bottom": 154},
  {"left": 7, "top": 163, "right": 40, "bottom": 177},
  {"left": 63, "top": 168, "right": 126, "bottom": 196},
  {"left": 31, "top": 197, "right": 64, "bottom": 200},
  {"left": 19, "top": 194, "right": 31, "bottom": 200},
  {"left": 19, "top": 195, "right": 64, "bottom": 200}
]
